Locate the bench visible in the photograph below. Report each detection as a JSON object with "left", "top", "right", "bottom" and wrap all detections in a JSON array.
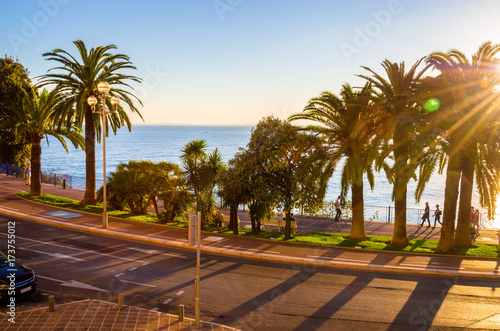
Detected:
[
  {"left": 262, "top": 219, "right": 297, "bottom": 233},
  {"left": 221, "top": 215, "right": 240, "bottom": 227}
]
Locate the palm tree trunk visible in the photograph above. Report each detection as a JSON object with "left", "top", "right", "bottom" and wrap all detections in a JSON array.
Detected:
[
  {"left": 81, "top": 106, "right": 96, "bottom": 205},
  {"left": 30, "top": 135, "right": 42, "bottom": 196},
  {"left": 436, "top": 154, "right": 461, "bottom": 253},
  {"left": 454, "top": 153, "right": 474, "bottom": 248},
  {"left": 391, "top": 183, "right": 409, "bottom": 246},
  {"left": 349, "top": 182, "right": 366, "bottom": 241},
  {"left": 390, "top": 137, "right": 409, "bottom": 247}
]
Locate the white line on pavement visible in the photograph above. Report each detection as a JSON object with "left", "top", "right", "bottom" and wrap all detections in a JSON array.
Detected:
[
  {"left": 223, "top": 246, "right": 281, "bottom": 255},
  {"left": 176, "top": 291, "right": 184, "bottom": 296},
  {"left": 307, "top": 255, "right": 371, "bottom": 263},
  {"left": 127, "top": 247, "right": 188, "bottom": 259},
  {"left": 20, "top": 247, "right": 86, "bottom": 262},
  {"left": 0, "top": 234, "right": 148, "bottom": 265},
  {"left": 399, "top": 263, "right": 465, "bottom": 270},
  {"left": 119, "top": 279, "right": 157, "bottom": 288},
  {"left": 0, "top": 185, "right": 24, "bottom": 192},
  {"left": 163, "top": 299, "right": 173, "bottom": 304},
  {"left": 115, "top": 273, "right": 124, "bottom": 277},
  {"left": 0, "top": 206, "right": 20, "bottom": 212},
  {"left": 147, "top": 234, "right": 184, "bottom": 241}
]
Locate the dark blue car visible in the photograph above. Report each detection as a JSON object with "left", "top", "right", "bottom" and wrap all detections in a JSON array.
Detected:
[{"left": 0, "top": 251, "right": 37, "bottom": 300}]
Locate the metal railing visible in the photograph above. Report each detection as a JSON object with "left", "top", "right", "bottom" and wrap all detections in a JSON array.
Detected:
[{"left": 0, "top": 162, "right": 102, "bottom": 190}]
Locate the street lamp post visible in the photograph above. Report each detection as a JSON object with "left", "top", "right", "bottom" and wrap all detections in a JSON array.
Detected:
[{"left": 87, "top": 81, "right": 120, "bottom": 229}]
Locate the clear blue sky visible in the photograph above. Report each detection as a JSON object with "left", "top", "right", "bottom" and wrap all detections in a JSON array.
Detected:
[{"left": 2, "top": 0, "right": 500, "bottom": 125}]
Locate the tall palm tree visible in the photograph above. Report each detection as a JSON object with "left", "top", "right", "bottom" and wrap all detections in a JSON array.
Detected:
[
  {"left": 289, "top": 83, "right": 379, "bottom": 241},
  {"left": 38, "top": 40, "right": 143, "bottom": 205},
  {"left": 427, "top": 42, "right": 500, "bottom": 251},
  {"left": 358, "top": 59, "right": 430, "bottom": 246},
  {"left": 0, "top": 88, "right": 84, "bottom": 196}
]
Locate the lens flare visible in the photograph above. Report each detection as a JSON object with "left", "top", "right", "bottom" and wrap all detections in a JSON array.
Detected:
[{"left": 425, "top": 98, "right": 440, "bottom": 112}]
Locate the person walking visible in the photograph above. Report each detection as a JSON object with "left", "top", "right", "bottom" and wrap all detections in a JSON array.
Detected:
[
  {"left": 433, "top": 204, "right": 442, "bottom": 227},
  {"left": 473, "top": 208, "right": 480, "bottom": 235},
  {"left": 334, "top": 196, "right": 341, "bottom": 222},
  {"left": 24, "top": 165, "right": 31, "bottom": 185},
  {"left": 421, "top": 202, "right": 430, "bottom": 226}
]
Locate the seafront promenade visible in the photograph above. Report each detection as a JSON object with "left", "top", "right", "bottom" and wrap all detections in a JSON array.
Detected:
[{"left": 0, "top": 174, "right": 499, "bottom": 329}]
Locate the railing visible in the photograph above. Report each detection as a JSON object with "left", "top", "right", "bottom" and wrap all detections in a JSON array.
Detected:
[
  {"left": 299, "top": 201, "right": 493, "bottom": 228},
  {"left": 0, "top": 162, "right": 102, "bottom": 190}
]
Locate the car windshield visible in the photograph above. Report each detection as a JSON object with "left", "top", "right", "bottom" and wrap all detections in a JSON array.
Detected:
[{"left": 0, "top": 251, "right": 9, "bottom": 267}]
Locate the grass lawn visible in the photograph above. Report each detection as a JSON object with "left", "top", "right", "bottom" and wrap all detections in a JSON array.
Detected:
[{"left": 18, "top": 192, "right": 499, "bottom": 258}]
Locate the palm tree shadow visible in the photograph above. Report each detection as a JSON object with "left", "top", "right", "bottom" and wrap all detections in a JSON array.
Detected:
[{"left": 293, "top": 275, "right": 374, "bottom": 330}]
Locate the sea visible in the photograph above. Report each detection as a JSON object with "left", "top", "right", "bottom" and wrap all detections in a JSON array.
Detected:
[{"left": 41, "top": 125, "right": 500, "bottom": 229}]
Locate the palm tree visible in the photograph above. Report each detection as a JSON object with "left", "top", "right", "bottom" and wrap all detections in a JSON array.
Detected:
[
  {"left": 180, "top": 140, "right": 225, "bottom": 228},
  {"left": 38, "top": 40, "right": 143, "bottom": 205},
  {"left": 181, "top": 139, "right": 208, "bottom": 212},
  {"left": 358, "top": 59, "right": 430, "bottom": 246},
  {"left": 427, "top": 42, "right": 500, "bottom": 251},
  {"left": 289, "top": 83, "right": 379, "bottom": 241},
  {"left": 0, "top": 88, "right": 84, "bottom": 196}
]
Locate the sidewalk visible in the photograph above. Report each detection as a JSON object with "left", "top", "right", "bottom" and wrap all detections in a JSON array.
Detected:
[{"left": 0, "top": 299, "right": 239, "bottom": 331}]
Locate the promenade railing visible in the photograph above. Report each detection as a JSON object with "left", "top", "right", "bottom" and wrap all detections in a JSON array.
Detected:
[{"left": 0, "top": 162, "right": 102, "bottom": 191}]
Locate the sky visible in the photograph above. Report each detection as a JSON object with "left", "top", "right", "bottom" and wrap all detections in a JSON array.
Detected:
[{"left": 2, "top": 0, "right": 500, "bottom": 125}]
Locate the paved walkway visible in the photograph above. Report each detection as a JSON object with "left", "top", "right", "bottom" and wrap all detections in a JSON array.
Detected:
[
  {"left": 0, "top": 174, "right": 499, "bottom": 330},
  {"left": 0, "top": 299, "right": 239, "bottom": 330}
]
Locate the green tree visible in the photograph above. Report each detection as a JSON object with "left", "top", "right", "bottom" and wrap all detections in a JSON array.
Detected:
[
  {"left": 427, "top": 42, "right": 500, "bottom": 251},
  {"left": 38, "top": 40, "right": 143, "bottom": 205},
  {"left": 0, "top": 88, "right": 84, "bottom": 196},
  {"left": 289, "top": 83, "right": 380, "bottom": 241},
  {"left": 0, "top": 56, "right": 33, "bottom": 166},
  {"left": 359, "top": 59, "right": 430, "bottom": 246},
  {"left": 245, "top": 117, "right": 333, "bottom": 240},
  {"left": 218, "top": 161, "right": 251, "bottom": 235}
]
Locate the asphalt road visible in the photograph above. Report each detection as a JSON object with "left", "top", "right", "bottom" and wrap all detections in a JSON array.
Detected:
[{"left": 1, "top": 215, "right": 499, "bottom": 330}]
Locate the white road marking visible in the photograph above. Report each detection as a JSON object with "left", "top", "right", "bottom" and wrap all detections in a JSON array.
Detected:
[
  {"left": 1, "top": 234, "right": 148, "bottom": 265},
  {"left": 128, "top": 247, "right": 188, "bottom": 259},
  {"left": 0, "top": 185, "right": 24, "bottom": 192},
  {"left": 223, "top": 246, "right": 281, "bottom": 255},
  {"left": 37, "top": 275, "right": 110, "bottom": 292},
  {"left": 147, "top": 234, "right": 185, "bottom": 241},
  {"left": 163, "top": 299, "right": 173, "bottom": 304},
  {"left": 129, "top": 267, "right": 138, "bottom": 271},
  {"left": 119, "top": 280, "right": 157, "bottom": 288},
  {"left": 115, "top": 273, "right": 124, "bottom": 277},
  {"left": 307, "top": 255, "right": 371, "bottom": 263},
  {"left": 176, "top": 291, "right": 184, "bottom": 296},
  {"left": 0, "top": 206, "right": 20, "bottom": 212},
  {"left": 19, "top": 247, "right": 85, "bottom": 262},
  {"left": 399, "top": 263, "right": 465, "bottom": 270},
  {"left": 205, "top": 236, "right": 225, "bottom": 242}
]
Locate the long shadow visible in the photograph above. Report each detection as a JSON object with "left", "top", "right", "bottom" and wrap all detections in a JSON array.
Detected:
[
  {"left": 293, "top": 275, "right": 374, "bottom": 330},
  {"left": 221, "top": 267, "right": 317, "bottom": 328}
]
